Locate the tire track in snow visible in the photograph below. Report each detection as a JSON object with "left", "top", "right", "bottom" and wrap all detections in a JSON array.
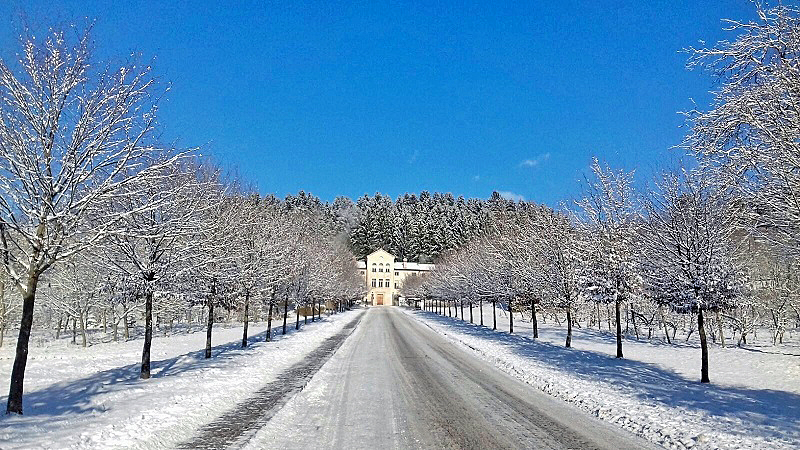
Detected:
[{"left": 178, "top": 312, "right": 364, "bottom": 449}]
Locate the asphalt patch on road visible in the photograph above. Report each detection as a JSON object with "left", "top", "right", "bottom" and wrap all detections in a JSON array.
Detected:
[{"left": 178, "top": 311, "right": 364, "bottom": 450}]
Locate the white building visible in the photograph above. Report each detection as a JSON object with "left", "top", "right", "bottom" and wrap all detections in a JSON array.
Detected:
[{"left": 357, "top": 249, "right": 434, "bottom": 306}]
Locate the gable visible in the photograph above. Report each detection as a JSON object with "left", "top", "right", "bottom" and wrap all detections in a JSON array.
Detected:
[{"left": 366, "top": 249, "right": 395, "bottom": 261}]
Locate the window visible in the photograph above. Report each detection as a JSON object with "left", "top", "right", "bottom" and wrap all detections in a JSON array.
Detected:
[
  {"left": 371, "top": 279, "right": 376, "bottom": 288},
  {"left": 412, "top": 272, "right": 417, "bottom": 277},
  {"left": 394, "top": 283, "right": 398, "bottom": 289},
  {"left": 395, "top": 272, "right": 399, "bottom": 277},
  {"left": 378, "top": 279, "right": 383, "bottom": 288}
]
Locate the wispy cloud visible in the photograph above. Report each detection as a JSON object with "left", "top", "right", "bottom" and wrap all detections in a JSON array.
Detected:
[
  {"left": 471, "top": 175, "right": 480, "bottom": 182},
  {"left": 409, "top": 149, "right": 419, "bottom": 164},
  {"left": 520, "top": 152, "right": 551, "bottom": 168},
  {"left": 497, "top": 190, "right": 525, "bottom": 202}
]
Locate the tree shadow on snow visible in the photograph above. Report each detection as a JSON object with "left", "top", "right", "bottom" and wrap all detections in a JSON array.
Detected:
[
  {"left": 413, "top": 310, "right": 800, "bottom": 443},
  {"left": 0, "top": 317, "right": 331, "bottom": 418}
]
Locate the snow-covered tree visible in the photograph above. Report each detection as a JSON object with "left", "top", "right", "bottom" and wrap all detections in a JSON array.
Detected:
[
  {"left": 530, "top": 208, "right": 582, "bottom": 346},
  {"left": 684, "top": 4, "right": 800, "bottom": 259},
  {"left": 41, "top": 254, "right": 105, "bottom": 348},
  {"left": 232, "top": 196, "right": 291, "bottom": 348},
  {"left": 0, "top": 25, "right": 179, "bottom": 414},
  {"left": 103, "top": 159, "right": 208, "bottom": 378},
  {"left": 576, "top": 159, "right": 640, "bottom": 359},
  {"left": 639, "top": 169, "right": 746, "bottom": 382},
  {"left": 188, "top": 177, "right": 239, "bottom": 359}
]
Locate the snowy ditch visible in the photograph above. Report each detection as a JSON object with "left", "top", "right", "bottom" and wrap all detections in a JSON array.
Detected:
[{"left": 404, "top": 308, "right": 800, "bottom": 450}]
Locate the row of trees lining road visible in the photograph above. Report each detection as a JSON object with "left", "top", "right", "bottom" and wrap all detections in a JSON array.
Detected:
[
  {"left": 0, "top": 26, "right": 366, "bottom": 414},
  {"left": 2, "top": 2, "right": 797, "bottom": 413},
  {"left": 405, "top": 4, "right": 800, "bottom": 384}
]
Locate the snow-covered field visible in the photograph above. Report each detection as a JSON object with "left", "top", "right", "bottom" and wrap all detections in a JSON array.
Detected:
[
  {"left": 0, "top": 310, "right": 362, "bottom": 449},
  {"left": 405, "top": 306, "right": 800, "bottom": 449}
]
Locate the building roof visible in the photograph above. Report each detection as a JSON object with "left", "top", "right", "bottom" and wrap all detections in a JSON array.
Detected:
[
  {"left": 356, "top": 260, "right": 434, "bottom": 271},
  {"left": 394, "top": 261, "right": 434, "bottom": 271}
]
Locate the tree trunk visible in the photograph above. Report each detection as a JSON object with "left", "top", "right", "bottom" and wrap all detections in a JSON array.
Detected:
[
  {"left": 480, "top": 300, "right": 484, "bottom": 326},
  {"left": 295, "top": 302, "right": 300, "bottom": 330},
  {"left": 660, "top": 305, "right": 671, "bottom": 344},
  {"left": 282, "top": 295, "right": 288, "bottom": 335},
  {"left": 509, "top": 299, "right": 514, "bottom": 334},
  {"left": 469, "top": 301, "right": 473, "bottom": 323},
  {"left": 565, "top": 305, "right": 572, "bottom": 348},
  {"left": 124, "top": 312, "right": 130, "bottom": 340},
  {"left": 242, "top": 291, "right": 249, "bottom": 348},
  {"left": 492, "top": 300, "right": 497, "bottom": 330},
  {"left": 615, "top": 299, "right": 623, "bottom": 358},
  {"left": 112, "top": 308, "right": 118, "bottom": 342},
  {"left": 72, "top": 316, "right": 77, "bottom": 344},
  {"left": 531, "top": 298, "right": 539, "bottom": 339},
  {"left": 56, "top": 315, "right": 62, "bottom": 340},
  {"left": 6, "top": 276, "right": 39, "bottom": 415},
  {"left": 631, "top": 306, "right": 639, "bottom": 340},
  {"left": 460, "top": 299, "right": 464, "bottom": 320},
  {"left": 716, "top": 311, "right": 725, "bottom": 348},
  {"left": 79, "top": 309, "right": 87, "bottom": 348},
  {"left": 266, "top": 301, "right": 274, "bottom": 342},
  {"left": 304, "top": 300, "right": 308, "bottom": 325},
  {"left": 205, "top": 301, "right": 214, "bottom": 359},
  {"left": 698, "top": 308, "right": 710, "bottom": 383},
  {"left": 141, "top": 291, "right": 153, "bottom": 379}
]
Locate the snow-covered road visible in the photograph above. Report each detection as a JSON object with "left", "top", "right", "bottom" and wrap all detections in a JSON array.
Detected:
[{"left": 245, "top": 306, "right": 656, "bottom": 449}]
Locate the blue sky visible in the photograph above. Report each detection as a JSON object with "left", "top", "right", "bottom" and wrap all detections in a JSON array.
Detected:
[{"left": 0, "top": 1, "right": 759, "bottom": 205}]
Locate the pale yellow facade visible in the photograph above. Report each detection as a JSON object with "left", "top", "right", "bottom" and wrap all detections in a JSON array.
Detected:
[{"left": 358, "top": 249, "right": 433, "bottom": 306}]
